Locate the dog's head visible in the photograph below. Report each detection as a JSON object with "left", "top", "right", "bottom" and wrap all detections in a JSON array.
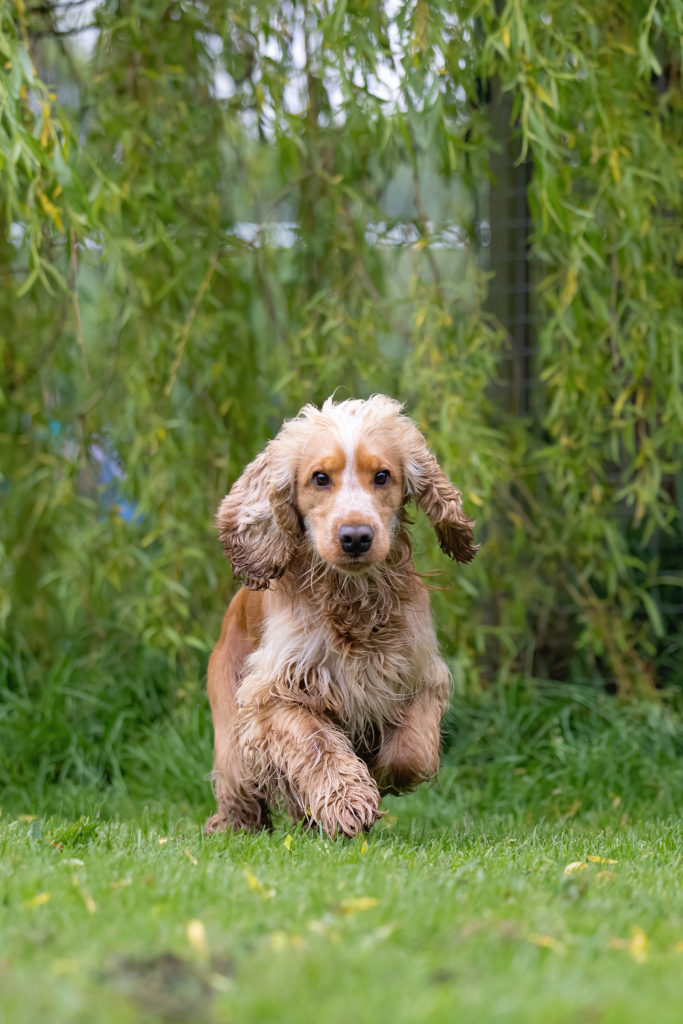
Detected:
[{"left": 217, "top": 395, "right": 478, "bottom": 590}]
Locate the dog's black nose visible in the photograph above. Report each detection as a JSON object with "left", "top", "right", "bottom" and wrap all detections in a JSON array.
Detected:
[{"left": 338, "top": 524, "right": 374, "bottom": 556}]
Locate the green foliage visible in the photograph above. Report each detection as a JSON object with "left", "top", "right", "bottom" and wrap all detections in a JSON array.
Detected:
[{"left": 1, "top": 1, "right": 682, "bottom": 793}]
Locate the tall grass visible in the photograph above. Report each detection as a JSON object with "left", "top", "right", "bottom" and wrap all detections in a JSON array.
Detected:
[{"left": 3, "top": 633, "right": 682, "bottom": 825}]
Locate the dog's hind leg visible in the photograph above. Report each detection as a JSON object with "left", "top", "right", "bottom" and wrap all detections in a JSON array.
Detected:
[
  {"left": 205, "top": 720, "right": 272, "bottom": 834},
  {"left": 205, "top": 590, "right": 272, "bottom": 834}
]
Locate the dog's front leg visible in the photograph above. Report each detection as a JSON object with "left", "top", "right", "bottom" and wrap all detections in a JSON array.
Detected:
[
  {"left": 371, "top": 692, "right": 443, "bottom": 795},
  {"left": 371, "top": 650, "right": 450, "bottom": 796},
  {"left": 236, "top": 691, "right": 380, "bottom": 838}
]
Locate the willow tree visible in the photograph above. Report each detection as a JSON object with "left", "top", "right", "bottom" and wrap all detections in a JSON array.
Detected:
[{"left": 1, "top": 0, "right": 681, "bottom": 793}]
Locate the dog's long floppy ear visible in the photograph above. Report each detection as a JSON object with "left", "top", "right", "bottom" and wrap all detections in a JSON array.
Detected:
[
  {"left": 216, "top": 440, "right": 301, "bottom": 591},
  {"left": 400, "top": 418, "right": 479, "bottom": 564}
]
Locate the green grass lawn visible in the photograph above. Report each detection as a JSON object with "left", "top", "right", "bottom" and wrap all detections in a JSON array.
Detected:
[{"left": 1, "top": 686, "right": 682, "bottom": 1023}]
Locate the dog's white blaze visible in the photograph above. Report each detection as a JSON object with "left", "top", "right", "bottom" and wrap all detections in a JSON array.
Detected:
[{"left": 334, "top": 407, "right": 379, "bottom": 528}]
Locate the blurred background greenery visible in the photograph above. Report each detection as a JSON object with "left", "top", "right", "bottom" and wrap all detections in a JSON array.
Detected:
[{"left": 1, "top": 0, "right": 681, "bottom": 809}]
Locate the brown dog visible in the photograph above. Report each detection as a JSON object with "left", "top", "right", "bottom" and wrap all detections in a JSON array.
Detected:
[{"left": 205, "top": 395, "right": 477, "bottom": 837}]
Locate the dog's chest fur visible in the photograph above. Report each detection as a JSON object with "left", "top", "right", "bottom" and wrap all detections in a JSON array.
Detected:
[
  {"left": 253, "top": 566, "right": 424, "bottom": 739},
  {"left": 318, "top": 618, "right": 416, "bottom": 738}
]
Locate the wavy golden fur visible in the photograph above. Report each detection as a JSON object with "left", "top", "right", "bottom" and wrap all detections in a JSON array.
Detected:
[{"left": 206, "top": 395, "right": 477, "bottom": 838}]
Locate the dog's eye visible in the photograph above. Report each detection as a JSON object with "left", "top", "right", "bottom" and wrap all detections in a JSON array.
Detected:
[
  {"left": 374, "top": 470, "right": 390, "bottom": 486},
  {"left": 312, "top": 472, "right": 330, "bottom": 487}
]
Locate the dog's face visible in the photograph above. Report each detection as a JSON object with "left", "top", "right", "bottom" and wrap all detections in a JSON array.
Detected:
[
  {"left": 295, "top": 410, "right": 404, "bottom": 570},
  {"left": 217, "top": 395, "right": 478, "bottom": 590}
]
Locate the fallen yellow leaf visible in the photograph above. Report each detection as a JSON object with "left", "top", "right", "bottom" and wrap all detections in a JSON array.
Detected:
[
  {"left": 563, "top": 861, "right": 587, "bottom": 876},
  {"left": 628, "top": 926, "right": 648, "bottom": 963},
  {"left": 587, "top": 855, "right": 618, "bottom": 865},
  {"left": 244, "top": 868, "right": 275, "bottom": 899},
  {"left": 283, "top": 834, "right": 292, "bottom": 851},
  {"left": 360, "top": 840, "right": 368, "bottom": 855},
  {"left": 338, "top": 897, "right": 379, "bottom": 914},
  {"left": 187, "top": 919, "right": 208, "bottom": 955},
  {"left": 528, "top": 933, "right": 557, "bottom": 948},
  {"left": 29, "top": 892, "right": 50, "bottom": 908}
]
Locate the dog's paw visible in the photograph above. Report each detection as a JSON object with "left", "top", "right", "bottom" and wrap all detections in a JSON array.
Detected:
[
  {"left": 203, "top": 813, "right": 227, "bottom": 835},
  {"left": 203, "top": 804, "right": 273, "bottom": 835},
  {"left": 315, "top": 777, "right": 381, "bottom": 839}
]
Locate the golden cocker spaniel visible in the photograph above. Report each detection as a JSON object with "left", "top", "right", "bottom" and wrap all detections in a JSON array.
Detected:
[{"left": 205, "top": 395, "right": 477, "bottom": 838}]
